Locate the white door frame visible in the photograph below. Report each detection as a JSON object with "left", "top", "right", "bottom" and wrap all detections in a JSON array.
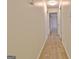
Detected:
[
  {"left": 47, "top": 8, "right": 61, "bottom": 37},
  {"left": 49, "top": 12, "right": 58, "bottom": 33}
]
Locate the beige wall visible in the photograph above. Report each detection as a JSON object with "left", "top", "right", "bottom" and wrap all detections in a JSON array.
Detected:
[
  {"left": 7, "top": 0, "right": 47, "bottom": 59},
  {"left": 43, "top": 0, "right": 49, "bottom": 39},
  {"left": 61, "top": 0, "right": 71, "bottom": 58}
]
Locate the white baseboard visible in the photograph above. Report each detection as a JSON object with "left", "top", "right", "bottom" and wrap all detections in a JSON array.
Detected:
[
  {"left": 36, "top": 34, "right": 49, "bottom": 59},
  {"left": 62, "top": 42, "right": 71, "bottom": 59}
]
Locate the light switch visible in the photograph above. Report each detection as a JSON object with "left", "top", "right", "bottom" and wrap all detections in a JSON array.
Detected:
[{"left": 7, "top": 56, "right": 16, "bottom": 59}]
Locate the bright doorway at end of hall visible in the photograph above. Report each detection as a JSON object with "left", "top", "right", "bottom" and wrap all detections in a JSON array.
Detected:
[{"left": 49, "top": 13, "right": 58, "bottom": 34}]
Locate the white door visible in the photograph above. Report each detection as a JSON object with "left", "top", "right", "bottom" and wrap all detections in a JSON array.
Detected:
[{"left": 49, "top": 13, "right": 58, "bottom": 33}]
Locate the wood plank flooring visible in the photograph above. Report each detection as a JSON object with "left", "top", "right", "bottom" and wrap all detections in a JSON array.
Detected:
[{"left": 39, "top": 33, "right": 68, "bottom": 59}]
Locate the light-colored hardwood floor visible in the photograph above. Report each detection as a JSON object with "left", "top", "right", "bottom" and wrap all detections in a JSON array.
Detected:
[{"left": 39, "top": 33, "right": 68, "bottom": 59}]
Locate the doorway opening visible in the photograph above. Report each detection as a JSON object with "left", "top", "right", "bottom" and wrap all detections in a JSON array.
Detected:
[{"left": 49, "top": 13, "right": 58, "bottom": 35}]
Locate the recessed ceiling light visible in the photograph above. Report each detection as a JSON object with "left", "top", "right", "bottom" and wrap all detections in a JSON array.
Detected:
[{"left": 47, "top": 0, "right": 58, "bottom": 6}]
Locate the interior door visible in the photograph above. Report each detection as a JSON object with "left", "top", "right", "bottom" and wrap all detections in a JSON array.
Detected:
[{"left": 49, "top": 13, "right": 58, "bottom": 33}]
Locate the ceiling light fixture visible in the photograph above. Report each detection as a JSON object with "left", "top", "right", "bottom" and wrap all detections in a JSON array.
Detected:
[{"left": 47, "top": 0, "right": 58, "bottom": 6}]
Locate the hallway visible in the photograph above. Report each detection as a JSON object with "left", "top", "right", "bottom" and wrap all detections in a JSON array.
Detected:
[
  {"left": 7, "top": 0, "right": 71, "bottom": 58},
  {"left": 39, "top": 33, "right": 68, "bottom": 59}
]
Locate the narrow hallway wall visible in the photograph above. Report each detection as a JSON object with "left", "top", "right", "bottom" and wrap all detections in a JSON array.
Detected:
[
  {"left": 7, "top": 0, "right": 47, "bottom": 59},
  {"left": 61, "top": 0, "right": 71, "bottom": 58}
]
